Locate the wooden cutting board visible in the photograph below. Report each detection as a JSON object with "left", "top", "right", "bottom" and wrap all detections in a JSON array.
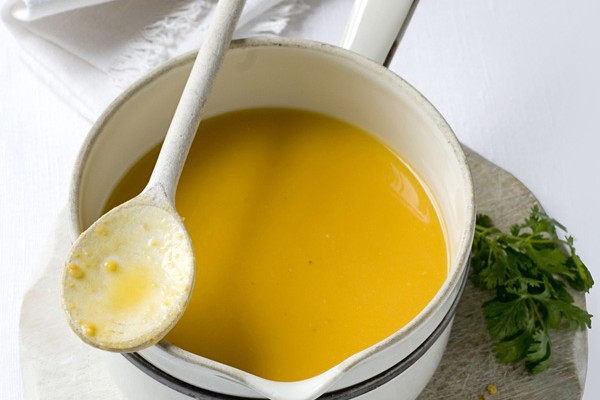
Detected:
[{"left": 417, "top": 148, "right": 588, "bottom": 400}]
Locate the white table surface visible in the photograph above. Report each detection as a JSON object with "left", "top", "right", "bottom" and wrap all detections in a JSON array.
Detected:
[{"left": 1, "top": 0, "right": 599, "bottom": 399}]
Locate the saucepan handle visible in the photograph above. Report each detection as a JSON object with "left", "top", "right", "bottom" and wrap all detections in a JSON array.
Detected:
[{"left": 340, "top": 0, "right": 419, "bottom": 66}]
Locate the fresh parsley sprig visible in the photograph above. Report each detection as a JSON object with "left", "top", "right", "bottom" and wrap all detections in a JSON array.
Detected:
[{"left": 471, "top": 205, "right": 594, "bottom": 374}]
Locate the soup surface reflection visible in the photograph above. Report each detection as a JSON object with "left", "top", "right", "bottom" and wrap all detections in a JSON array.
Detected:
[{"left": 105, "top": 108, "right": 447, "bottom": 381}]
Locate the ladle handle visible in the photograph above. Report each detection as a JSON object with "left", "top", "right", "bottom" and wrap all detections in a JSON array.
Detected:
[
  {"left": 146, "top": 0, "right": 246, "bottom": 201},
  {"left": 340, "top": 0, "right": 419, "bottom": 66}
]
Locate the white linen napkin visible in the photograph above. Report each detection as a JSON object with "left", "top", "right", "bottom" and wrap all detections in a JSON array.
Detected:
[{"left": 1, "top": 0, "right": 311, "bottom": 122}]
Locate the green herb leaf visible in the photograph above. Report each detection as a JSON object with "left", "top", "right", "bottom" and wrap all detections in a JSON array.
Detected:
[
  {"left": 526, "top": 329, "right": 552, "bottom": 374},
  {"left": 471, "top": 206, "right": 593, "bottom": 374}
]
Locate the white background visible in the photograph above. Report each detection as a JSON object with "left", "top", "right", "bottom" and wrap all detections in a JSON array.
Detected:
[{"left": 1, "top": 0, "right": 599, "bottom": 399}]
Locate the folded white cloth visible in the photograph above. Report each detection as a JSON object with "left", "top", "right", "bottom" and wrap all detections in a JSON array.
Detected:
[{"left": 1, "top": 0, "right": 311, "bottom": 121}]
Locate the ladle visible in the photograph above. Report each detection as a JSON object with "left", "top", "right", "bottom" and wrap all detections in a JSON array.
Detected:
[{"left": 61, "top": 0, "right": 246, "bottom": 352}]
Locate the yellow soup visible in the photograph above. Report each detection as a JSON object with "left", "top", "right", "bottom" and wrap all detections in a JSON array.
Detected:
[{"left": 105, "top": 108, "right": 447, "bottom": 382}]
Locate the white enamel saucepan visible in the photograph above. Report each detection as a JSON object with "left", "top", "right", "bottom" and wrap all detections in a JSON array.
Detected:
[{"left": 69, "top": 0, "right": 475, "bottom": 399}]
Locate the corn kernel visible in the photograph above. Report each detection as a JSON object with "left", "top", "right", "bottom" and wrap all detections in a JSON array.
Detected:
[
  {"left": 104, "top": 259, "right": 118, "bottom": 272},
  {"left": 67, "top": 263, "right": 84, "bottom": 279},
  {"left": 486, "top": 384, "right": 497, "bottom": 395},
  {"left": 81, "top": 323, "right": 96, "bottom": 337}
]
